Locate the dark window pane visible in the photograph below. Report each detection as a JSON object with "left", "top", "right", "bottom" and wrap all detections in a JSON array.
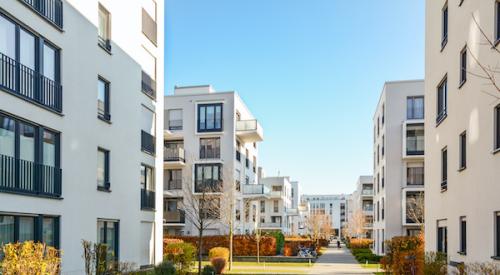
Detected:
[
  {"left": 0, "top": 215, "right": 15, "bottom": 244},
  {"left": 43, "top": 217, "right": 55, "bottom": 247},
  {"left": 18, "top": 217, "right": 35, "bottom": 242}
]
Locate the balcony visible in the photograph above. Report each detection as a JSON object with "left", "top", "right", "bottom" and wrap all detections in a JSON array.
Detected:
[
  {"left": 0, "top": 154, "right": 62, "bottom": 198},
  {"left": 164, "top": 209, "right": 186, "bottom": 225},
  {"left": 0, "top": 52, "right": 62, "bottom": 113},
  {"left": 164, "top": 148, "right": 185, "bottom": 169},
  {"left": 141, "top": 131, "right": 156, "bottom": 155},
  {"left": 361, "top": 189, "right": 374, "bottom": 196},
  {"left": 20, "top": 0, "right": 63, "bottom": 29},
  {"left": 194, "top": 179, "right": 223, "bottom": 193},
  {"left": 141, "top": 189, "right": 155, "bottom": 210},
  {"left": 242, "top": 184, "right": 270, "bottom": 198},
  {"left": 403, "top": 122, "right": 424, "bottom": 158},
  {"left": 236, "top": 120, "right": 263, "bottom": 142},
  {"left": 165, "top": 179, "right": 182, "bottom": 191},
  {"left": 260, "top": 222, "right": 282, "bottom": 229},
  {"left": 167, "top": 120, "right": 183, "bottom": 131},
  {"left": 141, "top": 71, "right": 156, "bottom": 99}
]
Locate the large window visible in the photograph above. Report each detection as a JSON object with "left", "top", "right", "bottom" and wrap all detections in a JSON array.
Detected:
[
  {"left": 437, "top": 224, "right": 447, "bottom": 254},
  {"left": 97, "top": 220, "right": 119, "bottom": 264},
  {"left": 141, "top": 106, "right": 156, "bottom": 155},
  {"left": 441, "top": 148, "right": 448, "bottom": 191},
  {"left": 141, "top": 164, "right": 155, "bottom": 210},
  {"left": 407, "top": 163, "right": 424, "bottom": 186},
  {"left": 459, "top": 131, "right": 467, "bottom": 170},
  {"left": 167, "top": 109, "right": 182, "bottom": 130},
  {"left": 459, "top": 216, "right": 466, "bottom": 254},
  {"left": 141, "top": 48, "right": 156, "bottom": 98},
  {"left": 200, "top": 138, "right": 220, "bottom": 159},
  {"left": 98, "top": 4, "right": 111, "bottom": 51},
  {"left": 407, "top": 96, "right": 424, "bottom": 120},
  {"left": 194, "top": 163, "right": 222, "bottom": 193},
  {"left": 97, "top": 148, "right": 110, "bottom": 191},
  {"left": 406, "top": 123, "right": 424, "bottom": 155},
  {"left": 98, "top": 77, "right": 110, "bottom": 121},
  {"left": 0, "top": 14, "right": 61, "bottom": 112},
  {"left": 198, "top": 104, "right": 223, "bottom": 132},
  {"left": 142, "top": 0, "right": 157, "bottom": 45},
  {"left": 442, "top": 2, "right": 448, "bottom": 48},
  {"left": 0, "top": 113, "right": 60, "bottom": 197},
  {"left": 437, "top": 77, "right": 447, "bottom": 124},
  {"left": 166, "top": 169, "right": 182, "bottom": 190},
  {"left": 495, "top": 105, "right": 500, "bottom": 151},
  {"left": 460, "top": 47, "right": 467, "bottom": 86},
  {"left": 0, "top": 214, "right": 59, "bottom": 247},
  {"left": 273, "top": 200, "right": 279, "bottom": 213}
]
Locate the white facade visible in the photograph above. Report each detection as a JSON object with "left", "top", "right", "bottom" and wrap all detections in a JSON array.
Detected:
[
  {"left": 0, "top": 0, "right": 164, "bottom": 273},
  {"left": 297, "top": 201, "right": 311, "bottom": 236},
  {"left": 372, "top": 80, "right": 425, "bottom": 255},
  {"left": 349, "top": 176, "right": 374, "bottom": 239},
  {"left": 301, "top": 194, "right": 347, "bottom": 238},
  {"left": 424, "top": 0, "right": 500, "bottom": 265},
  {"left": 163, "top": 85, "right": 263, "bottom": 236}
]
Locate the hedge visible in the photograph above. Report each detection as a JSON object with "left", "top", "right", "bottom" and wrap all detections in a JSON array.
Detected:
[
  {"left": 381, "top": 235, "right": 424, "bottom": 275},
  {"left": 166, "top": 235, "right": 276, "bottom": 256},
  {"left": 349, "top": 238, "right": 373, "bottom": 249},
  {"left": 283, "top": 239, "right": 315, "bottom": 256}
]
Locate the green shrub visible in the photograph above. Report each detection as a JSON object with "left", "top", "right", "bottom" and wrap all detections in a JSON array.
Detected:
[
  {"left": 267, "top": 231, "right": 285, "bottom": 254},
  {"left": 164, "top": 242, "right": 196, "bottom": 275},
  {"left": 202, "top": 265, "right": 216, "bottom": 275},
  {"left": 153, "top": 261, "right": 176, "bottom": 275},
  {"left": 423, "top": 252, "right": 447, "bottom": 275},
  {"left": 208, "top": 247, "right": 229, "bottom": 262},
  {"left": 351, "top": 248, "right": 372, "bottom": 255}
]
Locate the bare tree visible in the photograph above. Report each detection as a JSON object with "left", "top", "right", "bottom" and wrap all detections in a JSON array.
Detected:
[
  {"left": 346, "top": 209, "right": 367, "bottom": 239},
  {"left": 306, "top": 214, "right": 331, "bottom": 242}
]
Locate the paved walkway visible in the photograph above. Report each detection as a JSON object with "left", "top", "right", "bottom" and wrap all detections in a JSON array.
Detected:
[{"left": 308, "top": 243, "right": 380, "bottom": 275}]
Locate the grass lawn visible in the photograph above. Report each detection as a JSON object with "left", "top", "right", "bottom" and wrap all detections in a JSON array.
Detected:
[
  {"left": 191, "top": 261, "right": 311, "bottom": 274},
  {"left": 360, "top": 263, "right": 381, "bottom": 269}
]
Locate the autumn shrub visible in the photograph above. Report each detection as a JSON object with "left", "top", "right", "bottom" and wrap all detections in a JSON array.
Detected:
[
  {"left": 423, "top": 251, "right": 447, "bottom": 275},
  {"left": 164, "top": 242, "right": 196, "bottom": 275},
  {"left": 318, "top": 238, "right": 330, "bottom": 247},
  {"left": 283, "top": 239, "right": 314, "bottom": 256},
  {"left": 1, "top": 241, "right": 61, "bottom": 275},
  {"left": 349, "top": 238, "right": 373, "bottom": 249},
  {"left": 209, "top": 247, "right": 229, "bottom": 262},
  {"left": 462, "top": 262, "right": 500, "bottom": 274},
  {"left": 162, "top": 238, "right": 184, "bottom": 254},
  {"left": 167, "top": 235, "right": 276, "bottom": 256},
  {"left": 201, "top": 265, "right": 217, "bottom": 275},
  {"left": 210, "top": 257, "right": 227, "bottom": 274},
  {"left": 267, "top": 231, "right": 285, "bottom": 254},
  {"left": 381, "top": 235, "right": 424, "bottom": 275},
  {"left": 283, "top": 246, "right": 293, "bottom": 256}
]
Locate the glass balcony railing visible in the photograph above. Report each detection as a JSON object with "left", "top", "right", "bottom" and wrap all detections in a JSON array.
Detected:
[
  {"left": 164, "top": 147, "right": 185, "bottom": 162},
  {"left": 242, "top": 184, "right": 270, "bottom": 195}
]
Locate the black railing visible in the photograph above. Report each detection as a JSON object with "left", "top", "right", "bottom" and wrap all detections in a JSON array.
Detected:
[
  {"left": 142, "top": 71, "right": 156, "bottom": 98},
  {"left": 98, "top": 36, "right": 112, "bottom": 52},
  {"left": 441, "top": 181, "right": 447, "bottom": 191},
  {"left": 195, "top": 180, "right": 223, "bottom": 193},
  {"left": 141, "top": 189, "right": 155, "bottom": 210},
  {"left": 168, "top": 120, "right": 183, "bottom": 130},
  {"left": 21, "top": 0, "right": 63, "bottom": 29},
  {"left": 166, "top": 179, "right": 182, "bottom": 190},
  {"left": 0, "top": 52, "right": 62, "bottom": 112},
  {"left": 164, "top": 210, "right": 185, "bottom": 224},
  {"left": 141, "top": 130, "right": 156, "bottom": 155},
  {"left": 0, "top": 154, "right": 61, "bottom": 197},
  {"left": 200, "top": 148, "right": 220, "bottom": 159}
]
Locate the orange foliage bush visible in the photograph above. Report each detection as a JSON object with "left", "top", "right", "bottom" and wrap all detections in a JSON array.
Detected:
[
  {"left": 163, "top": 238, "right": 184, "bottom": 254},
  {"left": 283, "top": 239, "right": 315, "bottom": 256},
  {"left": 381, "top": 235, "right": 424, "bottom": 275},
  {"left": 165, "top": 235, "right": 276, "bottom": 256},
  {"left": 349, "top": 238, "right": 373, "bottom": 249}
]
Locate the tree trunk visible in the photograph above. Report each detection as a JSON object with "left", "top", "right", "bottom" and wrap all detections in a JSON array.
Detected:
[{"left": 198, "top": 227, "right": 203, "bottom": 275}]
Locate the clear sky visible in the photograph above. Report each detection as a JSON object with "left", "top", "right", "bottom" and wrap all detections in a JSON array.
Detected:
[{"left": 165, "top": 1, "right": 424, "bottom": 195}]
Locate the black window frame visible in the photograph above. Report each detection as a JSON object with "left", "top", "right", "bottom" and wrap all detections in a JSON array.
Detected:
[
  {"left": 459, "top": 131, "right": 467, "bottom": 170},
  {"left": 459, "top": 216, "right": 466, "bottom": 254},
  {"left": 199, "top": 137, "right": 221, "bottom": 159},
  {"left": 437, "top": 76, "right": 448, "bottom": 125},
  {"left": 19, "top": 0, "right": 64, "bottom": 30},
  {"left": 495, "top": 105, "right": 500, "bottom": 152},
  {"left": 496, "top": 1, "right": 500, "bottom": 44},
  {"left": 459, "top": 46, "right": 467, "bottom": 87},
  {"left": 407, "top": 96, "right": 425, "bottom": 120},
  {"left": 97, "top": 219, "right": 120, "bottom": 264},
  {"left": 197, "top": 103, "right": 223, "bottom": 133},
  {"left": 442, "top": 2, "right": 448, "bottom": 49},
  {"left": 495, "top": 212, "right": 500, "bottom": 258},
  {"left": 194, "top": 163, "right": 222, "bottom": 193},
  {"left": 140, "top": 164, "right": 155, "bottom": 210},
  {"left": 441, "top": 147, "right": 448, "bottom": 191},
  {"left": 437, "top": 225, "right": 448, "bottom": 254},
  {"left": 97, "top": 76, "right": 111, "bottom": 122},
  {"left": 97, "top": 147, "right": 110, "bottom": 191},
  {"left": 0, "top": 213, "right": 60, "bottom": 248},
  {"left": 0, "top": 13, "right": 62, "bottom": 113}
]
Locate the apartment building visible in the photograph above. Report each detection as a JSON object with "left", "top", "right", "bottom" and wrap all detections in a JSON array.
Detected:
[
  {"left": 424, "top": 0, "right": 500, "bottom": 266},
  {"left": 301, "top": 194, "right": 347, "bottom": 238},
  {"left": 297, "top": 201, "right": 311, "bottom": 236},
  {"left": 0, "top": 0, "right": 164, "bottom": 272},
  {"left": 348, "top": 176, "right": 374, "bottom": 239},
  {"left": 163, "top": 85, "right": 263, "bottom": 236},
  {"left": 372, "top": 80, "right": 425, "bottom": 255}
]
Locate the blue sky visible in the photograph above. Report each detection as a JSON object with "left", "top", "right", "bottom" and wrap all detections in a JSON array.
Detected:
[{"left": 165, "top": 1, "right": 424, "bottom": 194}]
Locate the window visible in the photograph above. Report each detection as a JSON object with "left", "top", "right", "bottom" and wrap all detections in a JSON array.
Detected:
[
  {"left": 141, "top": 106, "right": 156, "bottom": 155},
  {"left": 459, "top": 217, "right": 466, "bottom": 254},
  {"left": 200, "top": 138, "right": 220, "bottom": 159},
  {"left": 141, "top": 164, "right": 155, "bottom": 210},
  {"left": 245, "top": 176, "right": 249, "bottom": 185},
  {"left": 437, "top": 224, "right": 448, "bottom": 254},
  {"left": 0, "top": 113, "right": 61, "bottom": 197},
  {"left": 0, "top": 14, "right": 62, "bottom": 112},
  {"left": 200, "top": 198, "right": 220, "bottom": 219},
  {"left": 164, "top": 141, "right": 184, "bottom": 162},
  {"left": 377, "top": 117, "right": 380, "bottom": 136},
  {"left": 235, "top": 169, "right": 241, "bottom": 191},
  {"left": 198, "top": 103, "right": 223, "bottom": 132},
  {"left": 236, "top": 140, "right": 241, "bottom": 161},
  {"left": 382, "top": 166, "right": 385, "bottom": 188},
  {"left": 97, "top": 148, "right": 110, "bottom": 190},
  {"left": 495, "top": 105, "right": 500, "bottom": 151},
  {"left": 245, "top": 149, "right": 250, "bottom": 168},
  {"left": 405, "top": 191, "right": 424, "bottom": 223},
  {"left": 381, "top": 198, "right": 385, "bottom": 220},
  {"left": 194, "top": 163, "right": 222, "bottom": 193},
  {"left": 441, "top": 148, "right": 448, "bottom": 191},
  {"left": 442, "top": 2, "right": 448, "bottom": 48},
  {"left": 0, "top": 214, "right": 59, "bottom": 248},
  {"left": 142, "top": 0, "right": 157, "bottom": 44},
  {"left": 167, "top": 109, "right": 182, "bottom": 130},
  {"left": 98, "top": 4, "right": 111, "bottom": 51},
  {"left": 437, "top": 77, "right": 448, "bottom": 124},
  {"left": 382, "top": 104, "right": 385, "bottom": 125},
  {"left": 406, "top": 123, "right": 424, "bottom": 155},
  {"left": 97, "top": 77, "right": 110, "bottom": 121},
  {"left": 496, "top": 212, "right": 500, "bottom": 257},
  {"left": 382, "top": 135, "right": 385, "bottom": 157},
  {"left": 460, "top": 47, "right": 467, "bottom": 86},
  {"left": 97, "top": 220, "right": 119, "bottom": 264},
  {"left": 166, "top": 169, "right": 182, "bottom": 190},
  {"left": 407, "top": 163, "right": 424, "bottom": 185},
  {"left": 260, "top": 200, "right": 265, "bottom": 213},
  {"left": 407, "top": 96, "right": 424, "bottom": 120},
  {"left": 21, "top": 0, "right": 63, "bottom": 28},
  {"left": 273, "top": 200, "right": 279, "bottom": 213},
  {"left": 253, "top": 156, "right": 257, "bottom": 173},
  {"left": 141, "top": 48, "right": 156, "bottom": 98},
  {"left": 459, "top": 132, "right": 467, "bottom": 170}
]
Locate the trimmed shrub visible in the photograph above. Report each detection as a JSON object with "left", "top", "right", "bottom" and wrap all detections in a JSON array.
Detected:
[
  {"left": 210, "top": 257, "right": 227, "bottom": 275},
  {"left": 166, "top": 235, "right": 276, "bottom": 256},
  {"left": 209, "top": 247, "right": 229, "bottom": 262},
  {"left": 349, "top": 238, "right": 373, "bottom": 249},
  {"left": 283, "top": 239, "right": 315, "bottom": 256},
  {"left": 153, "top": 261, "right": 176, "bottom": 275},
  {"left": 202, "top": 265, "right": 217, "bottom": 275},
  {"left": 267, "top": 231, "right": 285, "bottom": 255},
  {"left": 164, "top": 242, "right": 196, "bottom": 275},
  {"left": 318, "top": 239, "right": 330, "bottom": 247},
  {"left": 1, "top": 241, "right": 61, "bottom": 275},
  {"left": 381, "top": 235, "right": 424, "bottom": 275}
]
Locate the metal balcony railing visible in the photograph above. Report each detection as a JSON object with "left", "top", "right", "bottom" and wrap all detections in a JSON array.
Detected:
[
  {"left": 141, "top": 131, "right": 156, "bottom": 155},
  {"left": 168, "top": 119, "right": 183, "bottom": 130},
  {"left": 141, "top": 71, "right": 156, "bottom": 98},
  {"left": 0, "top": 154, "right": 61, "bottom": 197},
  {"left": 164, "top": 147, "right": 185, "bottom": 162},
  {"left": 20, "top": 0, "right": 63, "bottom": 29},
  {"left": 165, "top": 179, "right": 182, "bottom": 190},
  {"left": 0, "top": 52, "right": 62, "bottom": 112},
  {"left": 164, "top": 210, "right": 186, "bottom": 224},
  {"left": 361, "top": 189, "right": 374, "bottom": 196}
]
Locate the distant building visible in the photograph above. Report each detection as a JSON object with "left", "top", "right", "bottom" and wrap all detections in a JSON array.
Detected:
[
  {"left": 301, "top": 194, "right": 347, "bottom": 238},
  {"left": 348, "top": 176, "right": 374, "bottom": 239}
]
